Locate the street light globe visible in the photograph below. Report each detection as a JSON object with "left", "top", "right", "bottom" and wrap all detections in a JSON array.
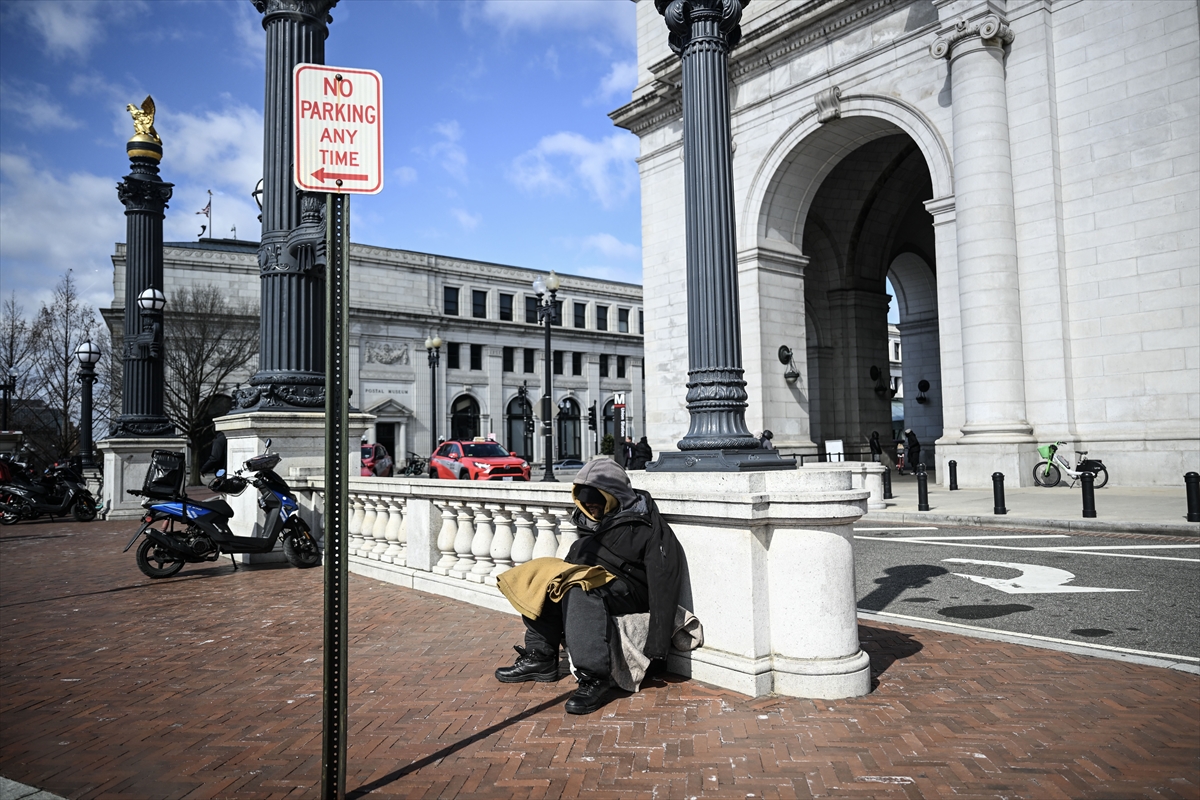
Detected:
[
  {"left": 75, "top": 340, "right": 102, "bottom": 366},
  {"left": 425, "top": 335, "right": 441, "bottom": 350},
  {"left": 136, "top": 288, "right": 166, "bottom": 312},
  {"left": 532, "top": 277, "right": 546, "bottom": 295},
  {"left": 545, "top": 270, "right": 561, "bottom": 291}
]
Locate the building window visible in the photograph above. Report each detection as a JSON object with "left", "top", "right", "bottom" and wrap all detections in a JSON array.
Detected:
[
  {"left": 447, "top": 342, "right": 460, "bottom": 370},
  {"left": 553, "top": 350, "right": 563, "bottom": 375},
  {"left": 525, "top": 296, "right": 538, "bottom": 324},
  {"left": 893, "top": 342, "right": 901, "bottom": 360},
  {"left": 524, "top": 347, "right": 535, "bottom": 373},
  {"left": 470, "top": 343, "right": 483, "bottom": 370},
  {"left": 596, "top": 305, "right": 608, "bottom": 331},
  {"left": 552, "top": 299, "right": 563, "bottom": 326},
  {"left": 444, "top": 286, "right": 459, "bottom": 316},
  {"left": 472, "top": 290, "right": 487, "bottom": 319},
  {"left": 572, "top": 352, "right": 582, "bottom": 375},
  {"left": 450, "top": 395, "right": 480, "bottom": 441},
  {"left": 617, "top": 356, "right": 626, "bottom": 378},
  {"left": 499, "top": 293, "right": 513, "bottom": 321},
  {"left": 639, "top": 309, "right": 644, "bottom": 334},
  {"left": 574, "top": 302, "right": 586, "bottom": 329},
  {"left": 502, "top": 346, "right": 514, "bottom": 372},
  {"left": 618, "top": 308, "right": 629, "bottom": 333},
  {"left": 598, "top": 354, "right": 609, "bottom": 378}
]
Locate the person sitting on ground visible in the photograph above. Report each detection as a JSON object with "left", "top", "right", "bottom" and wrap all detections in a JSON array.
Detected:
[
  {"left": 494, "top": 459, "right": 684, "bottom": 715},
  {"left": 629, "top": 436, "right": 653, "bottom": 470},
  {"left": 760, "top": 430, "right": 776, "bottom": 450}
]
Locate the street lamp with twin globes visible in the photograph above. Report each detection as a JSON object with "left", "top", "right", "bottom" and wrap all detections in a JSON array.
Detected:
[
  {"left": 74, "top": 340, "right": 102, "bottom": 468},
  {"left": 425, "top": 335, "right": 442, "bottom": 452},
  {"left": 532, "top": 271, "right": 561, "bottom": 482}
]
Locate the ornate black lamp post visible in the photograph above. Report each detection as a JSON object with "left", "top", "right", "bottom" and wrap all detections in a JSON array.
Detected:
[
  {"left": 649, "top": 0, "right": 793, "bottom": 471},
  {"left": 0, "top": 373, "right": 14, "bottom": 430},
  {"left": 425, "top": 335, "right": 442, "bottom": 451},
  {"left": 75, "top": 341, "right": 101, "bottom": 468},
  {"left": 533, "top": 271, "right": 561, "bottom": 482}
]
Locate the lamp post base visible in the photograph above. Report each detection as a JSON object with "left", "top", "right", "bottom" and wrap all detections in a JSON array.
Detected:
[{"left": 646, "top": 448, "right": 796, "bottom": 473}]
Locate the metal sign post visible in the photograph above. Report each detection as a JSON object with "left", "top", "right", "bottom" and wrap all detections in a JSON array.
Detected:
[{"left": 294, "top": 63, "right": 383, "bottom": 800}]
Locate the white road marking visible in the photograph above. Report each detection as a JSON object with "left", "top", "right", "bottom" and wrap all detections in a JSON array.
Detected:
[
  {"left": 853, "top": 526, "right": 940, "bottom": 532},
  {"left": 943, "top": 558, "right": 1137, "bottom": 594},
  {"left": 855, "top": 536, "right": 1200, "bottom": 562},
  {"left": 860, "top": 609, "right": 1200, "bottom": 663}
]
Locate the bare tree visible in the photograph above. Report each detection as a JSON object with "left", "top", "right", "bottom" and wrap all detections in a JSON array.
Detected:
[
  {"left": 162, "top": 285, "right": 259, "bottom": 484},
  {"left": 28, "top": 272, "right": 99, "bottom": 464},
  {"left": 0, "top": 293, "right": 36, "bottom": 430}
]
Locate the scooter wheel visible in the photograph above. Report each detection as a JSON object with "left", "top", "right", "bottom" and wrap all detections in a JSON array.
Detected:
[
  {"left": 136, "top": 537, "right": 186, "bottom": 578},
  {"left": 283, "top": 528, "right": 321, "bottom": 568},
  {"left": 73, "top": 497, "right": 98, "bottom": 522},
  {"left": 1, "top": 495, "right": 23, "bottom": 525}
]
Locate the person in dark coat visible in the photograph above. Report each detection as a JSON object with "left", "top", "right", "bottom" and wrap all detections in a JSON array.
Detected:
[
  {"left": 760, "top": 430, "right": 776, "bottom": 450},
  {"left": 904, "top": 429, "right": 922, "bottom": 472},
  {"left": 868, "top": 430, "right": 882, "bottom": 463},
  {"left": 494, "top": 459, "right": 684, "bottom": 715},
  {"left": 629, "top": 436, "right": 653, "bottom": 470},
  {"left": 201, "top": 431, "right": 227, "bottom": 476}
]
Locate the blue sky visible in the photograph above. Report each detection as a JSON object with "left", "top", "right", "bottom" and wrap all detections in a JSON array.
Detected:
[{"left": 0, "top": 0, "right": 643, "bottom": 317}]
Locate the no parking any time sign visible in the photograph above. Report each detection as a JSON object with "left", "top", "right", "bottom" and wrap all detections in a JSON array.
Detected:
[{"left": 293, "top": 64, "right": 383, "bottom": 194}]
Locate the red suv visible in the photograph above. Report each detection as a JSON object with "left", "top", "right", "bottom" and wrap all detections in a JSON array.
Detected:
[
  {"left": 360, "top": 442, "right": 394, "bottom": 477},
  {"left": 430, "top": 439, "right": 530, "bottom": 481}
]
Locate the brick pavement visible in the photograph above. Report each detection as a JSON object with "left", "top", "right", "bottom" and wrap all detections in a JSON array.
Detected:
[{"left": 1, "top": 519, "right": 1197, "bottom": 799}]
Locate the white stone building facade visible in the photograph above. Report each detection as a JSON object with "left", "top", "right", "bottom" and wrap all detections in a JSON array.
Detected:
[
  {"left": 107, "top": 240, "right": 644, "bottom": 466},
  {"left": 614, "top": 0, "right": 1199, "bottom": 486}
]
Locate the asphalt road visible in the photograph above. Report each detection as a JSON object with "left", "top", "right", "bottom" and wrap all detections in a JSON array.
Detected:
[{"left": 854, "top": 522, "right": 1200, "bottom": 662}]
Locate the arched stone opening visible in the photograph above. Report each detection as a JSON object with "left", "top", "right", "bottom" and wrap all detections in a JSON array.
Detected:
[
  {"left": 556, "top": 397, "right": 581, "bottom": 460},
  {"left": 449, "top": 394, "right": 480, "bottom": 441},
  {"left": 888, "top": 252, "right": 943, "bottom": 461},
  {"left": 505, "top": 394, "right": 533, "bottom": 460}
]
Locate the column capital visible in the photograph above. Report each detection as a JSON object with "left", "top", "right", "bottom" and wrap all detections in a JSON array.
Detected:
[
  {"left": 930, "top": 13, "right": 1014, "bottom": 60},
  {"left": 253, "top": 0, "right": 337, "bottom": 30},
  {"left": 656, "top": 0, "right": 747, "bottom": 55}
]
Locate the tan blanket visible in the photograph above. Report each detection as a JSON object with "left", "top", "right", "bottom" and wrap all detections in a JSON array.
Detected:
[{"left": 497, "top": 557, "right": 615, "bottom": 619}]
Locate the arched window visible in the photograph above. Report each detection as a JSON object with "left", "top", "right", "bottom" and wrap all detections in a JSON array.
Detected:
[
  {"left": 505, "top": 394, "right": 533, "bottom": 461},
  {"left": 450, "top": 395, "right": 480, "bottom": 441},
  {"left": 602, "top": 399, "right": 615, "bottom": 439},
  {"left": 556, "top": 397, "right": 581, "bottom": 461}
]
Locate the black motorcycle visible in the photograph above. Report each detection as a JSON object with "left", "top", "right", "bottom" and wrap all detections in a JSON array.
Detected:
[
  {"left": 123, "top": 444, "right": 321, "bottom": 578},
  {"left": 0, "top": 458, "right": 98, "bottom": 524}
]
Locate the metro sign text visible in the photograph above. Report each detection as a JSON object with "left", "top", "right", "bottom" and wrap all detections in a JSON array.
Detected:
[{"left": 294, "top": 64, "right": 383, "bottom": 194}]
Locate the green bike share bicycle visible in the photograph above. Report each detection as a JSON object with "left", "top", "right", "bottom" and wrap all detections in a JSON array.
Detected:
[{"left": 1033, "top": 441, "right": 1109, "bottom": 488}]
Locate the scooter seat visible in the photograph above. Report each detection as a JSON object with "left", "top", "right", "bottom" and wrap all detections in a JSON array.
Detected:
[{"left": 183, "top": 497, "right": 234, "bottom": 518}]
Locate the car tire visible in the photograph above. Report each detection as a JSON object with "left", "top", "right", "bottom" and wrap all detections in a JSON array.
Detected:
[{"left": 458, "top": 470, "right": 473, "bottom": 480}]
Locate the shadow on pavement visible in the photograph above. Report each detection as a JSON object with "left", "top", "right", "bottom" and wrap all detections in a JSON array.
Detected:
[
  {"left": 859, "top": 624, "right": 923, "bottom": 689},
  {"left": 858, "top": 564, "right": 949, "bottom": 612}
]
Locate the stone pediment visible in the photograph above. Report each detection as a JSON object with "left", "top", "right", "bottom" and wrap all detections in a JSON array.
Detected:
[{"left": 365, "top": 397, "right": 413, "bottom": 418}]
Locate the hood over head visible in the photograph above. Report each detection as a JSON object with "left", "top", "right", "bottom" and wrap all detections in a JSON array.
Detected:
[{"left": 572, "top": 459, "right": 638, "bottom": 519}]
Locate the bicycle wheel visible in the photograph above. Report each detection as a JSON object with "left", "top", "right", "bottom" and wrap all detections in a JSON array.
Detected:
[
  {"left": 1091, "top": 467, "right": 1109, "bottom": 489},
  {"left": 1033, "top": 461, "right": 1061, "bottom": 487}
]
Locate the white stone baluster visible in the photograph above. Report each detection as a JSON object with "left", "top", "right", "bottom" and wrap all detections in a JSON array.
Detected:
[
  {"left": 509, "top": 508, "right": 536, "bottom": 568},
  {"left": 468, "top": 504, "right": 496, "bottom": 583},
  {"left": 347, "top": 493, "right": 366, "bottom": 556},
  {"left": 369, "top": 495, "right": 391, "bottom": 560},
  {"left": 531, "top": 507, "right": 559, "bottom": 561},
  {"left": 394, "top": 498, "right": 409, "bottom": 566},
  {"left": 488, "top": 506, "right": 516, "bottom": 584},
  {"left": 450, "top": 502, "right": 477, "bottom": 578},
  {"left": 432, "top": 500, "right": 459, "bottom": 575},
  {"left": 553, "top": 506, "right": 578, "bottom": 559},
  {"left": 358, "top": 496, "right": 380, "bottom": 558},
  {"left": 381, "top": 497, "right": 404, "bottom": 563}
]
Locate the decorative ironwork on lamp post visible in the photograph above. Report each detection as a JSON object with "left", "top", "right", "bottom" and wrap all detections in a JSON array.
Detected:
[
  {"left": 533, "top": 271, "right": 561, "bottom": 482},
  {"left": 425, "top": 335, "right": 442, "bottom": 452},
  {"left": 75, "top": 341, "right": 101, "bottom": 468}
]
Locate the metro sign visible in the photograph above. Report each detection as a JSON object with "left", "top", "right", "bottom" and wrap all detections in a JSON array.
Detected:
[{"left": 293, "top": 64, "right": 383, "bottom": 194}]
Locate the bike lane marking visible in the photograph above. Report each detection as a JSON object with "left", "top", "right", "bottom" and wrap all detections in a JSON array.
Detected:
[
  {"left": 855, "top": 535, "right": 1200, "bottom": 563},
  {"left": 942, "top": 558, "right": 1138, "bottom": 594}
]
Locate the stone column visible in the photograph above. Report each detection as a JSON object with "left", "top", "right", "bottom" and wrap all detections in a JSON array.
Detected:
[
  {"left": 932, "top": 13, "right": 1032, "bottom": 443},
  {"left": 115, "top": 113, "right": 174, "bottom": 437},
  {"left": 649, "top": 0, "right": 792, "bottom": 472},
  {"left": 235, "top": 0, "right": 337, "bottom": 412}
]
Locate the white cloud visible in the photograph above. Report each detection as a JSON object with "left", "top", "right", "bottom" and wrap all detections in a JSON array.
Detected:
[
  {"left": 14, "top": 0, "right": 143, "bottom": 60},
  {"left": 394, "top": 166, "right": 418, "bottom": 185},
  {"left": 425, "top": 121, "right": 468, "bottom": 182},
  {"left": 0, "top": 80, "right": 83, "bottom": 130},
  {"left": 468, "top": 0, "right": 636, "bottom": 46},
  {"left": 596, "top": 60, "right": 638, "bottom": 103},
  {"left": 230, "top": 1, "right": 265, "bottom": 66},
  {"left": 161, "top": 105, "right": 264, "bottom": 193},
  {"left": 451, "top": 208, "right": 480, "bottom": 231},
  {"left": 581, "top": 233, "right": 640, "bottom": 261},
  {"left": 0, "top": 153, "right": 123, "bottom": 312},
  {"left": 509, "top": 131, "right": 639, "bottom": 209}
]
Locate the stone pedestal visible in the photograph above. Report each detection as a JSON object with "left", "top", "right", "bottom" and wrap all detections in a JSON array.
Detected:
[
  {"left": 214, "top": 410, "right": 372, "bottom": 561},
  {"left": 98, "top": 436, "right": 187, "bottom": 521},
  {"left": 630, "top": 468, "right": 871, "bottom": 699},
  {"left": 802, "top": 461, "right": 885, "bottom": 510}
]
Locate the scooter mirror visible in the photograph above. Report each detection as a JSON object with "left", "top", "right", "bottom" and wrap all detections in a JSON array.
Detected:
[
  {"left": 216, "top": 469, "right": 226, "bottom": 478},
  {"left": 264, "top": 438, "right": 272, "bottom": 450}
]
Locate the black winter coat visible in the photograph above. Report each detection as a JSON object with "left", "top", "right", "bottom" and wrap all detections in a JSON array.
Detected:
[{"left": 567, "top": 490, "right": 684, "bottom": 659}]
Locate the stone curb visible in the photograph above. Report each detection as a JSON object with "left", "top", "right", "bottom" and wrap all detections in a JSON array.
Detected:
[
  {"left": 861, "top": 510, "right": 1199, "bottom": 537},
  {"left": 0, "top": 777, "right": 69, "bottom": 800}
]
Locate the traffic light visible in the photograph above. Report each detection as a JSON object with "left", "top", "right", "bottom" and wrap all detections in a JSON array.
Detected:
[{"left": 587, "top": 402, "right": 597, "bottom": 431}]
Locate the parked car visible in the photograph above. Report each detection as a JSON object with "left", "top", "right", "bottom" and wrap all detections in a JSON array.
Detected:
[
  {"left": 552, "top": 459, "right": 586, "bottom": 471},
  {"left": 429, "top": 439, "right": 530, "bottom": 481},
  {"left": 360, "top": 442, "right": 394, "bottom": 477}
]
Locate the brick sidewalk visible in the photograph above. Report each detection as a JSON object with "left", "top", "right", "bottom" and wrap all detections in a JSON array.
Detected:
[{"left": 2, "top": 520, "right": 1197, "bottom": 799}]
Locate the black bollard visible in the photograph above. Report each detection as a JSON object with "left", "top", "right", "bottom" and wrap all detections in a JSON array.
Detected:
[
  {"left": 882, "top": 467, "right": 893, "bottom": 500},
  {"left": 948, "top": 460, "right": 959, "bottom": 490},
  {"left": 917, "top": 464, "right": 930, "bottom": 511},
  {"left": 1081, "top": 471, "right": 1097, "bottom": 518},
  {"left": 992, "top": 472, "right": 1007, "bottom": 515},
  {"left": 1186, "top": 472, "right": 1200, "bottom": 523}
]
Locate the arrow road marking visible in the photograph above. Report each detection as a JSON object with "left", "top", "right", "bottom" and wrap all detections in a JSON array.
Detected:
[{"left": 942, "top": 558, "right": 1138, "bottom": 594}]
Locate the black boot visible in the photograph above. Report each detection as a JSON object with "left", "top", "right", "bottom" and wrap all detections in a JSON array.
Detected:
[
  {"left": 564, "top": 676, "right": 612, "bottom": 715},
  {"left": 494, "top": 645, "right": 560, "bottom": 683}
]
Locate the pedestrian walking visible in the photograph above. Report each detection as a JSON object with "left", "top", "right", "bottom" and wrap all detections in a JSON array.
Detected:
[
  {"left": 904, "top": 429, "right": 922, "bottom": 472},
  {"left": 629, "top": 436, "right": 653, "bottom": 470}
]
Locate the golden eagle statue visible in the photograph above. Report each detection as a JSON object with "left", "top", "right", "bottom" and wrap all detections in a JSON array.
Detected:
[{"left": 126, "top": 95, "right": 161, "bottom": 144}]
